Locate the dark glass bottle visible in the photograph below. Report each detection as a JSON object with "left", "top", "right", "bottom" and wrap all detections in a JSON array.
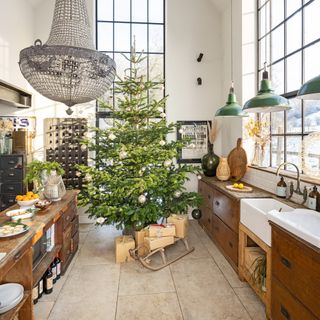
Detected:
[
  {"left": 51, "top": 260, "right": 57, "bottom": 284},
  {"left": 276, "top": 176, "right": 287, "bottom": 198},
  {"left": 44, "top": 268, "right": 53, "bottom": 294},
  {"left": 32, "top": 283, "right": 39, "bottom": 304},
  {"left": 201, "top": 144, "right": 219, "bottom": 177},
  {"left": 38, "top": 277, "right": 44, "bottom": 299},
  {"left": 55, "top": 257, "right": 62, "bottom": 280}
]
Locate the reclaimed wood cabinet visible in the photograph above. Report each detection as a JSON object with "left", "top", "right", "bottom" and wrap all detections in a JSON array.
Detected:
[
  {"left": 198, "top": 179, "right": 240, "bottom": 270},
  {"left": 271, "top": 224, "right": 320, "bottom": 319}
]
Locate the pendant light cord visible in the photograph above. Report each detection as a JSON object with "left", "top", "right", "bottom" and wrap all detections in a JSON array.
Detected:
[{"left": 231, "top": 0, "right": 233, "bottom": 84}]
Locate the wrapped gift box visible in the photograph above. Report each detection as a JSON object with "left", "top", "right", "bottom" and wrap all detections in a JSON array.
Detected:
[
  {"left": 144, "top": 236, "right": 175, "bottom": 251},
  {"left": 244, "top": 247, "right": 265, "bottom": 274},
  {"left": 147, "top": 224, "right": 176, "bottom": 238},
  {"left": 134, "top": 229, "right": 149, "bottom": 256},
  {"left": 167, "top": 214, "right": 189, "bottom": 238},
  {"left": 115, "top": 235, "right": 135, "bottom": 263}
]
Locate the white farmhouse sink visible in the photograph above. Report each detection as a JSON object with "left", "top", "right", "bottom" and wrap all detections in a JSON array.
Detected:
[
  {"left": 241, "top": 198, "right": 294, "bottom": 246},
  {"left": 268, "top": 209, "right": 320, "bottom": 248}
]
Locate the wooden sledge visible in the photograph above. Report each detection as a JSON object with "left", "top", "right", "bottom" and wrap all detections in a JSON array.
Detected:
[{"left": 129, "top": 237, "right": 194, "bottom": 271}]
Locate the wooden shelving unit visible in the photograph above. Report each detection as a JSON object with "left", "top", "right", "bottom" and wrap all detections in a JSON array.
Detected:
[{"left": 0, "top": 290, "right": 31, "bottom": 320}]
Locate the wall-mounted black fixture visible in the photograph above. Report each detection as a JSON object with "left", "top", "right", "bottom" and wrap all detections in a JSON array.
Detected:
[
  {"left": 197, "top": 77, "right": 202, "bottom": 85},
  {"left": 197, "top": 53, "right": 204, "bottom": 62}
]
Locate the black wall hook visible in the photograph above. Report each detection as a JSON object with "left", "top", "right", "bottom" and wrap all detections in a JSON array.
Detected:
[
  {"left": 197, "top": 77, "right": 202, "bottom": 85},
  {"left": 197, "top": 53, "right": 204, "bottom": 62}
]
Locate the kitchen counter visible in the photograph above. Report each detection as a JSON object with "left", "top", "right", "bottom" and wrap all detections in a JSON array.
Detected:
[{"left": 0, "top": 190, "right": 78, "bottom": 276}]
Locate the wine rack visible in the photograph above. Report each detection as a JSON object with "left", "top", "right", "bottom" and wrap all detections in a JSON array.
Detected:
[{"left": 44, "top": 118, "right": 88, "bottom": 190}]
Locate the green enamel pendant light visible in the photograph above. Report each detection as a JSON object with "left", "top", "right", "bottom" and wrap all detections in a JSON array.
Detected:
[
  {"left": 243, "top": 64, "right": 290, "bottom": 113},
  {"left": 215, "top": 82, "right": 248, "bottom": 117},
  {"left": 297, "top": 74, "right": 320, "bottom": 100},
  {"left": 215, "top": 0, "right": 247, "bottom": 118}
]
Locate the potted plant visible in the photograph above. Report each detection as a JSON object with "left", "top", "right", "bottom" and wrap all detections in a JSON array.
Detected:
[
  {"left": 25, "top": 160, "right": 65, "bottom": 191},
  {"left": 251, "top": 254, "right": 267, "bottom": 292}
]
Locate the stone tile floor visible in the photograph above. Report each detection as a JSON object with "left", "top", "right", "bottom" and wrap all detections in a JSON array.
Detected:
[{"left": 34, "top": 221, "right": 266, "bottom": 320}]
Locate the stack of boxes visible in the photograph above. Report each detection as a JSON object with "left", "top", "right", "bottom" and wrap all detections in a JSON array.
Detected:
[{"left": 114, "top": 214, "right": 189, "bottom": 263}]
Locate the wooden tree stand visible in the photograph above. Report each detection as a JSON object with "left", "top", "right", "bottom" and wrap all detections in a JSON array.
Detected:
[
  {"left": 238, "top": 223, "right": 271, "bottom": 319},
  {"left": 130, "top": 237, "right": 194, "bottom": 271}
]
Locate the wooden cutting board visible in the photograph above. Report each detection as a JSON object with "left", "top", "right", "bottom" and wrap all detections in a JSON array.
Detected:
[
  {"left": 225, "top": 185, "right": 253, "bottom": 193},
  {"left": 227, "top": 138, "right": 248, "bottom": 181}
]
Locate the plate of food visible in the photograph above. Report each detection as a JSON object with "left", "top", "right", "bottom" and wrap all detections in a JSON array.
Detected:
[
  {"left": 35, "top": 199, "right": 52, "bottom": 210},
  {"left": 6, "top": 207, "right": 39, "bottom": 221},
  {"left": 0, "top": 221, "right": 29, "bottom": 238},
  {"left": 16, "top": 192, "right": 39, "bottom": 209}
]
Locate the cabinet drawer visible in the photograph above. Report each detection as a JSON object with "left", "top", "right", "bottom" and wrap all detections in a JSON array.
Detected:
[
  {"left": 61, "top": 225, "right": 72, "bottom": 263},
  {"left": 0, "top": 182, "right": 23, "bottom": 194},
  {"left": 62, "top": 202, "right": 77, "bottom": 230},
  {"left": 271, "top": 277, "right": 317, "bottom": 320},
  {"left": 199, "top": 207, "right": 213, "bottom": 235},
  {"left": 0, "top": 168, "right": 23, "bottom": 181},
  {"left": 213, "top": 189, "right": 239, "bottom": 233},
  {"left": 71, "top": 230, "right": 79, "bottom": 254},
  {"left": 0, "top": 194, "right": 16, "bottom": 210},
  {"left": 0, "top": 155, "right": 23, "bottom": 170},
  {"left": 198, "top": 180, "right": 214, "bottom": 210},
  {"left": 272, "top": 227, "right": 320, "bottom": 318},
  {"left": 212, "top": 214, "right": 238, "bottom": 266}
]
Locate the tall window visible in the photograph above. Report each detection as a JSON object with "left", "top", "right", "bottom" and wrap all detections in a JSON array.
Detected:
[
  {"left": 258, "top": 0, "right": 320, "bottom": 169},
  {"left": 96, "top": 0, "right": 165, "bottom": 128}
]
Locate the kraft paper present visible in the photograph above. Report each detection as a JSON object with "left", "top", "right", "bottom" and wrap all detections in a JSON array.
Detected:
[
  {"left": 115, "top": 235, "right": 135, "bottom": 263},
  {"left": 244, "top": 247, "right": 265, "bottom": 273},
  {"left": 134, "top": 229, "right": 149, "bottom": 256},
  {"left": 144, "top": 236, "right": 175, "bottom": 251},
  {"left": 167, "top": 214, "right": 189, "bottom": 238},
  {"left": 147, "top": 224, "right": 176, "bottom": 238}
]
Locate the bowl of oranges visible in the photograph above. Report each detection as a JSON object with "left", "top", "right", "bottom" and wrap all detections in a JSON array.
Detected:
[{"left": 16, "top": 192, "right": 40, "bottom": 208}]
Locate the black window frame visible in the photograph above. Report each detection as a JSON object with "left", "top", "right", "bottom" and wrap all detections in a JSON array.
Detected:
[{"left": 257, "top": 0, "right": 320, "bottom": 170}]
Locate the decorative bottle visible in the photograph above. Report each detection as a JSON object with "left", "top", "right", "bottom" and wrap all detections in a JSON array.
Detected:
[
  {"left": 276, "top": 176, "right": 287, "bottom": 198},
  {"left": 201, "top": 144, "right": 220, "bottom": 177},
  {"left": 307, "top": 186, "right": 319, "bottom": 210},
  {"left": 216, "top": 157, "right": 230, "bottom": 181}
]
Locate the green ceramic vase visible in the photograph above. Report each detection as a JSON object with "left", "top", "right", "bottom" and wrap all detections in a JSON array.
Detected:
[{"left": 201, "top": 144, "right": 219, "bottom": 177}]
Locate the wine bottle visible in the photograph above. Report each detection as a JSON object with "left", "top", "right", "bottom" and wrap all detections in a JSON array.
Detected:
[
  {"left": 44, "top": 268, "right": 53, "bottom": 294},
  {"left": 51, "top": 260, "right": 57, "bottom": 284},
  {"left": 38, "top": 277, "right": 44, "bottom": 299},
  {"left": 32, "top": 284, "right": 39, "bottom": 304},
  {"left": 55, "top": 256, "right": 62, "bottom": 280}
]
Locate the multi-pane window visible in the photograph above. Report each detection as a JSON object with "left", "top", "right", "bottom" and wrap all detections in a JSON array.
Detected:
[
  {"left": 96, "top": 0, "right": 165, "bottom": 128},
  {"left": 258, "top": 0, "right": 320, "bottom": 170}
]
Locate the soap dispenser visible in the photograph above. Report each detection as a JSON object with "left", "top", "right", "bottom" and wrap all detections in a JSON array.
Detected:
[
  {"left": 276, "top": 176, "right": 287, "bottom": 198},
  {"left": 307, "top": 186, "right": 319, "bottom": 210}
]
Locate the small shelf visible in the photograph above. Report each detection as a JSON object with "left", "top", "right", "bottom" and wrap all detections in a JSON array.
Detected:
[
  {"left": 32, "top": 245, "right": 62, "bottom": 286},
  {"left": 0, "top": 80, "right": 32, "bottom": 109},
  {"left": 0, "top": 290, "right": 31, "bottom": 320}
]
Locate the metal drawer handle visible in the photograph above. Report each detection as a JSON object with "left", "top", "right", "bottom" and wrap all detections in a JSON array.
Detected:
[
  {"left": 281, "top": 256, "right": 291, "bottom": 269},
  {"left": 229, "top": 241, "right": 233, "bottom": 248},
  {"left": 280, "top": 305, "right": 291, "bottom": 319},
  {"left": 215, "top": 201, "right": 220, "bottom": 206},
  {"left": 207, "top": 218, "right": 211, "bottom": 223}
]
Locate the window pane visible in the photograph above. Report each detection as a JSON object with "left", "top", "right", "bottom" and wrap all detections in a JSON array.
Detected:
[
  {"left": 97, "top": 0, "right": 113, "bottom": 21},
  {"left": 286, "top": 99, "right": 302, "bottom": 134},
  {"left": 149, "top": 87, "right": 164, "bottom": 102},
  {"left": 149, "top": 25, "right": 164, "bottom": 53},
  {"left": 114, "top": 53, "right": 130, "bottom": 79},
  {"left": 136, "top": 54, "right": 148, "bottom": 79},
  {"left": 271, "top": 0, "right": 284, "bottom": 28},
  {"left": 271, "top": 25, "right": 284, "bottom": 62},
  {"left": 271, "top": 111, "right": 284, "bottom": 134},
  {"left": 99, "top": 118, "right": 115, "bottom": 130},
  {"left": 259, "top": 4, "right": 270, "bottom": 38},
  {"left": 304, "top": 0, "right": 320, "bottom": 45},
  {"left": 271, "top": 60, "right": 284, "bottom": 94},
  {"left": 114, "top": 23, "right": 130, "bottom": 51},
  {"left": 271, "top": 136, "right": 284, "bottom": 167},
  {"left": 286, "top": 0, "right": 302, "bottom": 17},
  {"left": 149, "top": 54, "right": 164, "bottom": 81},
  {"left": 97, "top": 23, "right": 113, "bottom": 51},
  {"left": 286, "top": 52, "right": 301, "bottom": 92},
  {"left": 149, "top": 0, "right": 164, "bottom": 23},
  {"left": 132, "top": 24, "right": 148, "bottom": 52},
  {"left": 304, "top": 100, "right": 320, "bottom": 133},
  {"left": 304, "top": 41, "right": 320, "bottom": 82},
  {"left": 114, "top": 0, "right": 130, "bottom": 21},
  {"left": 132, "top": 0, "right": 147, "bottom": 22},
  {"left": 286, "top": 136, "right": 302, "bottom": 167},
  {"left": 286, "top": 11, "right": 302, "bottom": 54}
]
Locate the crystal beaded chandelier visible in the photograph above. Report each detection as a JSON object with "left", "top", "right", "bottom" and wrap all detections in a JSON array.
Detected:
[{"left": 19, "top": 0, "right": 116, "bottom": 115}]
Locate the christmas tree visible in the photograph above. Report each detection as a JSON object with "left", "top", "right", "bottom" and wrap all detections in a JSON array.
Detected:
[{"left": 77, "top": 51, "right": 201, "bottom": 230}]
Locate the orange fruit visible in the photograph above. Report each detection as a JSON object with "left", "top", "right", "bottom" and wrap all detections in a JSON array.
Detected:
[
  {"left": 27, "top": 191, "right": 34, "bottom": 196},
  {"left": 34, "top": 194, "right": 39, "bottom": 199},
  {"left": 16, "top": 195, "right": 23, "bottom": 201}
]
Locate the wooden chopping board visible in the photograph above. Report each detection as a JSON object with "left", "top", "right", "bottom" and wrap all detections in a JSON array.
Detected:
[
  {"left": 225, "top": 185, "right": 253, "bottom": 193},
  {"left": 227, "top": 138, "right": 248, "bottom": 181}
]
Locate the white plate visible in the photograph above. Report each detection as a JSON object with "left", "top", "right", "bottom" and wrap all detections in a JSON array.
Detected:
[
  {"left": 5, "top": 209, "right": 34, "bottom": 221},
  {"left": 0, "top": 223, "right": 29, "bottom": 238},
  {"left": 0, "top": 283, "right": 24, "bottom": 313}
]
